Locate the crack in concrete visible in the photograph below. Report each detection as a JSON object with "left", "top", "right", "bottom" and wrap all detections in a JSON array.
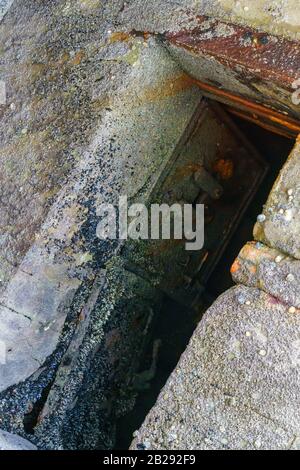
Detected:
[{"left": 0, "top": 302, "right": 32, "bottom": 322}]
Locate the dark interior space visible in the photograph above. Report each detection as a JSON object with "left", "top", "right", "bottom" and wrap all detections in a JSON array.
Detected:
[{"left": 115, "top": 109, "right": 295, "bottom": 450}]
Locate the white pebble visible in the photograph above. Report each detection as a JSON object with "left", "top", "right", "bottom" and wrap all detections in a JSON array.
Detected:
[
  {"left": 245, "top": 300, "right": 251, "bottom": 306},
  {"left": 237, "top": 295, "right": 246, "bottom": 305},
  {"left": 289, "top": 306, "right": 296, "bottom": 314},
  {"left": 259, "top": 349, "right": 267, "bottom": 357},
  {"left": 245, "top": 331, "right": 251, "bottom": 337},
  {"left": 275, "top": 256, "right": 283, "bottom": 263},
  {"left": 287, "top": 273, "right": 295, "bottom": 282},
  {"left": 144, "top": 440, "right": 151, "bottom": 449},
  {"left": 287, "top": 189, "right": 293, "bottom": 196},
  {"left": 284, "top": 209, "right": 293, "bottom": 221},
  {"left": 257, "top": 214, "right": 266, "bottom": 223},
  {"left": 254, "top": 439, "right": 262, "bottom": 449}
]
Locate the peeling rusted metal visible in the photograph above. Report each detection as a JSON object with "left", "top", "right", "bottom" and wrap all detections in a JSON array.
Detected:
[
  {"left": 165, "top": 16, "right": 300, "bottom": 122},
  {"left": 166, "top": 16, "right": 300, "bottom": 88}
]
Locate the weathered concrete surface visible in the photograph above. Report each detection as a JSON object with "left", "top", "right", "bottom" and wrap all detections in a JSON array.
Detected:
[
  {"left": 119, "top": 0, "right": 300, "bottom": 41},
  {"left": 0, "top": 0, "right": 299, "bottom": 452},
  {"left": 34, "top": 260, "right": 163, "bottom": 450},
  {"left": 0, "top": 429, "right": 36, "bottom": 450},
  {"left": 0, "top": 0, "right": 13, "bottom": 21},
  {"left": 131, "top": 285, "right": 300, "bottom": 450},
  {"left": 0, "top": 32, "right": 200, "bottom": 393},
  {"left": 130, "top": 123, "right": 300, "bottom": 451},
  {"left": 254, "top": 139, "right": 300, "bottom": 259},
  {"left": 232, "top": 242, "right": 300, "bottom": 309},
  {"left": 0, "top": 0, "right": 202, "bottom": 449}
]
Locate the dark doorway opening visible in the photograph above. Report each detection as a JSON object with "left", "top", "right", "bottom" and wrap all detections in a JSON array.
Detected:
[{"left": 115, "top": 109, "right": 295, "bottom": 450}]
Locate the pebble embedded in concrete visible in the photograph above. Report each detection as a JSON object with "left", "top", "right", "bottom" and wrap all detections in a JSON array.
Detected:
[{"left": 257, "top": 214, "right": 266, "bottom": 223}]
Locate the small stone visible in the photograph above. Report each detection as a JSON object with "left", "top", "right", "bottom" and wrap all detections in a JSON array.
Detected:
[
  {"left": 289, "top": 306, "right": 296, "bottom": 314},
  {"left": 245, "top": 331, "right": 251, "bottom": 337},
  {"left": 284, "top": 209, "right": 293, "bottom": 221},
  {"left": 237, "top": 295, "right": 246, "bottom": 305},
  {"left": 10, "top": 103, "right": 16, "bottom": 111},
  {"left": 279, "top": 209, "right": 284, "bottom": 214},
  {"left": 255, "top": 242, "right": 264, "bottom": 249},
  {"left": 286, "top": 273, "right": 295, "bottom": 282},
  {"left": 21, "top": 128, "right": 28, "bottom": 135},
  {"left": 254, "top": 439, "right": 262, "bottom": 449},
  {"left": 259, "top": 349, "right": 267, "bottom": 357},
  {"left": 245, "top": 300, "right": 251, "bottom": 306},
  {"left": 257, "top": 214, "right": 266, "bottom": 223},
  {"left": 287, "top": 189, "right": 294, "bottom": 196},
  {"left": 244, "top": 6, "right": 249, "bottom": 12},
  {"left": 144, "top": 440, "right": 151, "bottom": 449},
  {"left": 275, "top": 255, "right": 283, "bottom": 263},
  {"left": 221, "top": 438, "right": 228, "bottom": 445}
]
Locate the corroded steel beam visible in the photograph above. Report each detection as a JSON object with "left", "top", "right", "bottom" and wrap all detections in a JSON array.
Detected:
[{"left": 165, "top": 16, "right": 300, "bottom": 120}]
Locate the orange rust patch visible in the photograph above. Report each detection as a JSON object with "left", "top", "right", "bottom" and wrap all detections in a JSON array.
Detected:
[
  {"left": 58, "top": 52, "right": 70, "bottom": 66},
  {"left": 141, "top": 74, "right": 195, "bottom": 104},
  {"left": 249, "top": 265, "right": 257, "bottom": 275},
  {"left": 240, "top": 243, "right": 258, "bottom": 260},
  {"left": 70, "top": 50, "right": 85, "bottom": 66},
  {"left": 230, "top": 258, "right": 241, "bottom": 274},
  {"left": 212, "top": 158, "right": 234, "bottom": 180},
  {"left": 109, "top": 31, "right": 131, "bottom": 44}
]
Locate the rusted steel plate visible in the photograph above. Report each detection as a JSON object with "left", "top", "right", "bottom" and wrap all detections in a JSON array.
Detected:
[{"left": 165, "top": 16, "right": 300, "bottom": 119}]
